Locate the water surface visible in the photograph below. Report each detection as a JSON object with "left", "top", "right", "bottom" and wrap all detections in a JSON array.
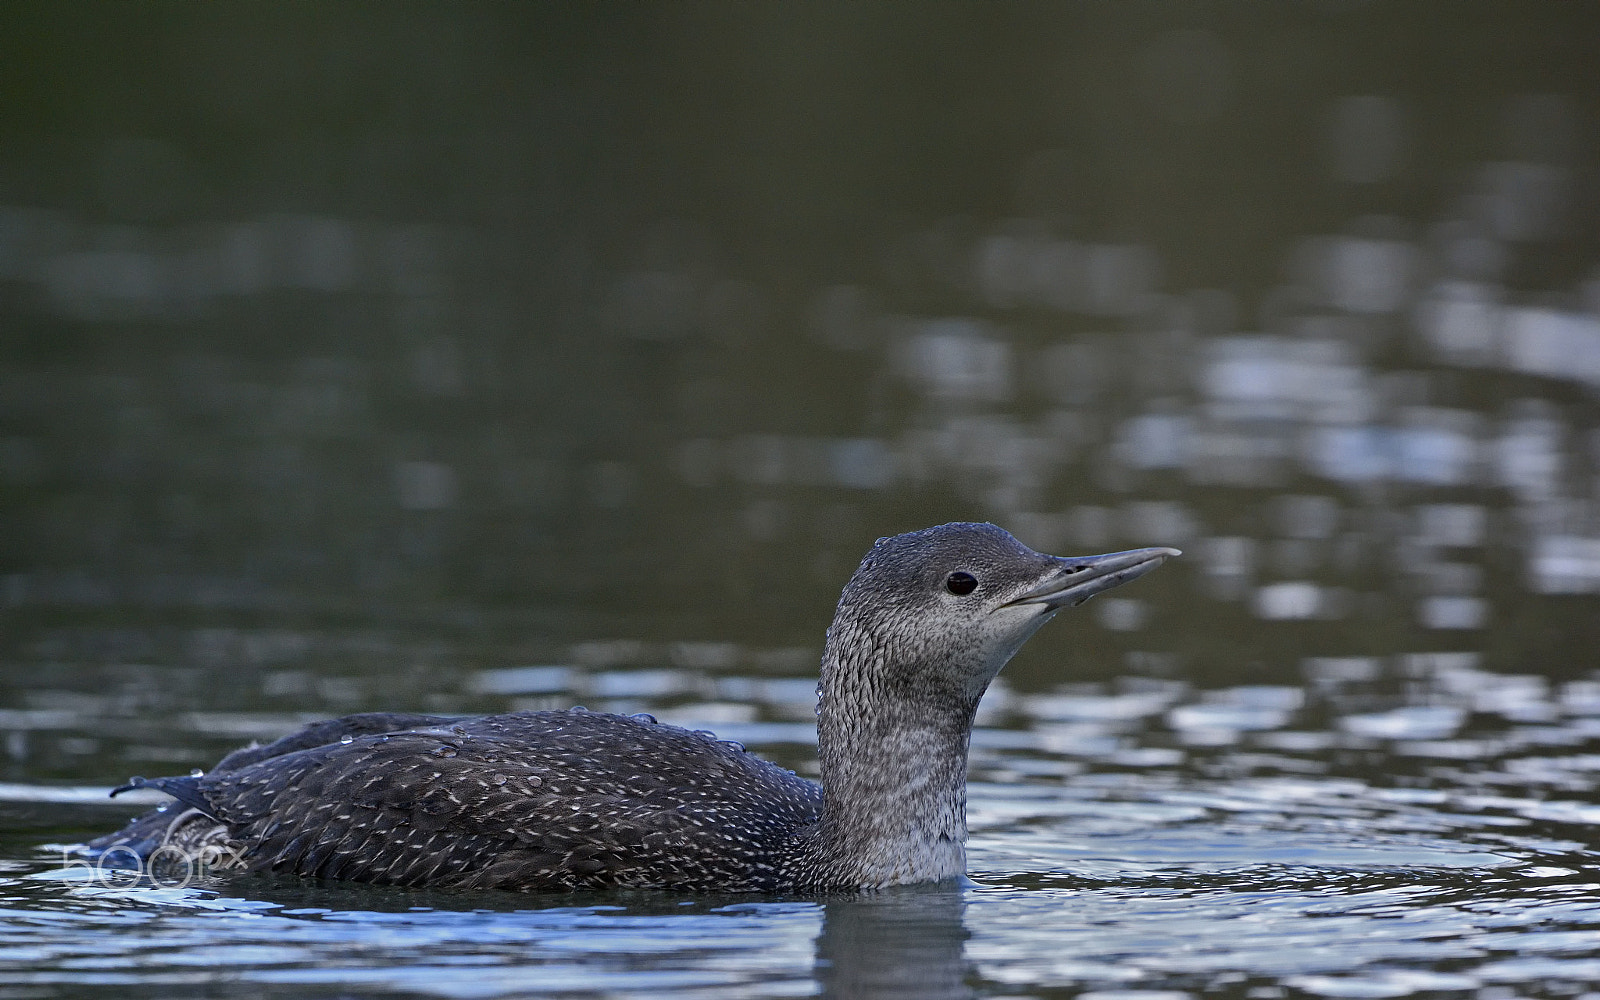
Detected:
[{"left": 3, "top": 655, "right": 1598, "bottom": 998}]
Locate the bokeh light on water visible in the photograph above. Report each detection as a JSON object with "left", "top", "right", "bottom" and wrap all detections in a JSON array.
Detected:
[{"left": 1, "top": 5, "right": 1599, "bottom": 998}]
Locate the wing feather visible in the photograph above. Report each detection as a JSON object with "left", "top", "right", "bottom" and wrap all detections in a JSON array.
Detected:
[{"left": 172, "top": 711, "right": 821, "bottom": 889}]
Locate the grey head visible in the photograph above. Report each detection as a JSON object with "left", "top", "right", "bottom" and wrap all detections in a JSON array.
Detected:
[
  {"left": 820, "top": 521, "right": 1180, "bottom": 714},
  {"left": 809, "top": 522, "right": 1178, "bottom": 885}
]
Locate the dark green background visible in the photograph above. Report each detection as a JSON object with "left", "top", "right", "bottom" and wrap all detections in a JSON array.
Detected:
[{"left": 2, "top": 3, "right": 1599, "bottom": 778}]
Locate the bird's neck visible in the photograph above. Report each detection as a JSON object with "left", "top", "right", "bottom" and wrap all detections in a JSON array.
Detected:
[{"left": 810, "top": 623, "right": 979, "bottom": 887}]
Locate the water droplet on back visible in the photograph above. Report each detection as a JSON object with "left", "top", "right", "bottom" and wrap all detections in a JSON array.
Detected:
[{"left": 340, "top": 735, "right": 355, "bottom": 745}]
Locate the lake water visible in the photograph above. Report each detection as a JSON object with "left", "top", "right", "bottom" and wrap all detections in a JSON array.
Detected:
[
  {"left": 3, "top": 654, "right": 1598, "bottom": 998},
  {"left": 3, "top": 5, "right": 1600, "bottom": 998}
]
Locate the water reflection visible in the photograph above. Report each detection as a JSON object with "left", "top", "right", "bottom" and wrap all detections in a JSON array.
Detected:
[{"left": 815, "top": 884, "right": 972, "bottom": 1000}]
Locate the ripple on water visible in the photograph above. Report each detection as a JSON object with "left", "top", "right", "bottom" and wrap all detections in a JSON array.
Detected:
[
  {"left": 0, "top": 863, "right": 825, "bottom": 999},
  {"left": 3, "top": 658, "right": 1599, "bottom": 998}
]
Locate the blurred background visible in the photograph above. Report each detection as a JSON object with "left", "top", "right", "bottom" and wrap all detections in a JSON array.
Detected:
[{"left": 3, "top": 3, "right": 1599, "bottom": 783}]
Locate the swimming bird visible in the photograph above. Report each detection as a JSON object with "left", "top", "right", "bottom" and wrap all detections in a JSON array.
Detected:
[{"left": 92, "top": 523, "right": 1177, "bottom": 891}]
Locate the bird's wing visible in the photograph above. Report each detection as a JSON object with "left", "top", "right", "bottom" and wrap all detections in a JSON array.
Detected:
[
  {"left": 154, "top": 712, "right": 822, "bottom": 890},
  {"left": 212, "top": 712, "right": 456, "bottom": 771},
  {"left": 85, "top": 711, "right": 456, "bottom": 858}
]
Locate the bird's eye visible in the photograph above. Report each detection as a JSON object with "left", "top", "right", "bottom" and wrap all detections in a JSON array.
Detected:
[{"left": 945, "top": 571, "right": 978, "bottom": 596}]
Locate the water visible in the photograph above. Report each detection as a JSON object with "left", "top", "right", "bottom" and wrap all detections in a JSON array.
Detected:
[
  {"left": 3, "top": 659, "right": 1598, "bottom": 997},
  {"left": 4, "top": 4, "right": 1600, "bottom": 997}
]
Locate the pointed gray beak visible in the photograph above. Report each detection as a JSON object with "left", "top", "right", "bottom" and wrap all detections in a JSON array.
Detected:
[{"left": 1002, "top": 547, "right": 1181, "bottom": 610}]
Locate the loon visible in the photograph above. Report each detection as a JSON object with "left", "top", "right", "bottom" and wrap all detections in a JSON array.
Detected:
[{"left": 92, "top": 523, "right": 1177, "bottom": 891}]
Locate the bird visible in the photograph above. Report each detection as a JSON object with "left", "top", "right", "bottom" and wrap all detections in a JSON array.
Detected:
[{"left": 89, "top": 522, "right": 1178, "bottom": 892}]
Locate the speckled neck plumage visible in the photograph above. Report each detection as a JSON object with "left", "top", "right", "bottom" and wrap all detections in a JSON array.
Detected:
[{"left": 806, "top": 605, "right": 982, "bottom": 886}]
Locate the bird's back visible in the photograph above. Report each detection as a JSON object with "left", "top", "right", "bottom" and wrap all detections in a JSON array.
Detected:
[{"left": 99, "top": 710, "right": 824, "bottom": 891}]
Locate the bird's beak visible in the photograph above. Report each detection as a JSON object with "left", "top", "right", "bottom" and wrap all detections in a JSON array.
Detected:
[{"left": 1002, "top": 547, "right": 1181, "bottom": 611}]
